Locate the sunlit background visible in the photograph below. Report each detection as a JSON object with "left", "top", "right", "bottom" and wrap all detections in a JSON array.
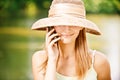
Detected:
[{"left": 0, "top": 0, "right": 120, "bottom": 80}]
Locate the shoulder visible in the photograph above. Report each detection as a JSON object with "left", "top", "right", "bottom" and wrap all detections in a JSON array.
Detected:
[
  {"left": 32, "top": 50, "right": 47, "bottom": 68},
  {"left": 94, "top": 50, "right": 111, "bottom": 80},
  {"left": 32, "top": 50, "right": 47, "bottom": 80},
  {"left": 32, "top": 50, "right": 47, "bottom": 60},
  {"left": 94, "top": 50, "right": 109, "bottom": 65},
  {"left": 94, "top": 50, "right": 110, "bottom": 69}
]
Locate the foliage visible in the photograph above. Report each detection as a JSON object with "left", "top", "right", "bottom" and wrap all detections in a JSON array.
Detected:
[
  {"left": 84, "top": 0, "right": 120, "bottom": 14},
  {"left": 0, "top": 0, "right": 119, "bottom": 18},
  {"left": 98, "top": 0, "right": 120, "bottom": 14},
  {"left": 0, "top": 0, "right": 29, "bottom": 17},
  {"left": 84, "top": 0, "right": 97, "bottom": 13},
  {"left": 33, "top": 0, "right": 52, "bottom": 9}
]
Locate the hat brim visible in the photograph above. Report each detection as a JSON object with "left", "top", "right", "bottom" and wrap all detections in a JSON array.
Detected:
[{"left": 31, "top": 16, "right": 101, "bottom": 35}]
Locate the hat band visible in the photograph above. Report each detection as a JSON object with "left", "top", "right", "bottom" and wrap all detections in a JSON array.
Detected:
[{"left": 48, "top": 3, "right": 86, "bottom": 18}]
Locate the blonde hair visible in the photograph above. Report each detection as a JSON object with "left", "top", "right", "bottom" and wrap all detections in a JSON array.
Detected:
[{"left": 75, "top": 28, "right": 91, "bottom": 79}]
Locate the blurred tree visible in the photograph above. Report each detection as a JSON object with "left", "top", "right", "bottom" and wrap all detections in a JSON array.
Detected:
[
  {"left": 33, "top": 0, "right": 52, "bottom": 9},
  {"left": 0, "top": 0, "right": 29, "bottom": 18},
  {"left": 112, "top": 0, "right": 120, "bottom": 14},
  {"left": 98, "top": 0, "right": 120, "bottom": 14},
  {"left": 0, "top": 0, "right": 119, "bottom": 18},
  {"left": 84, "top": 0, "right": 97, "bottom": 13}
]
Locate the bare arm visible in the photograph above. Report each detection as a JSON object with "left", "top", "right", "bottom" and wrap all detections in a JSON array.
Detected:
[
  {"left": 44, "top": 57, "right": 57, "bottom": 80},
  {"left": 94, "top": 51, "right": 111, "bottom": 80}
]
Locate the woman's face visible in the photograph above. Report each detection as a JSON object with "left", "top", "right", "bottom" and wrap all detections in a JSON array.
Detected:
[{"left": 54, "top": 25, "right": 83, "bottom": 44}]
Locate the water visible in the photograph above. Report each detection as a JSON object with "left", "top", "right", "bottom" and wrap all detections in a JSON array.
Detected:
[{"left": 0, "top": 14, "right": 120, "bottom": 80}]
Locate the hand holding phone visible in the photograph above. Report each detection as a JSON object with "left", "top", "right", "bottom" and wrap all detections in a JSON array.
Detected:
[
  {"left": 47, "top": 27, "right": 59, "bottom": 41},
  {"left": 46, "top": 27, "right": 60, "bottom": 61}
]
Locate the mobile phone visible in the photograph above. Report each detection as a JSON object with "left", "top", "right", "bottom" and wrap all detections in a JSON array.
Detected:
[
  {"left": 48, "top": 26, "right": 56, "bottom": 34},
  {"left": 47, "top": 27, "right": 58, "bottom": 44}
]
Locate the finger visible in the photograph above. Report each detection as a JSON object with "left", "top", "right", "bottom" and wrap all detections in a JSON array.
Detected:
[
  {"left": 46, "top": 28, "right": 54, "bottom": 43},
  {"left": 46, "top": 33, "right": 59, "bottom": 45},
  {"left": 46, "top": 28, "right": 55, "bottom": 38},
  {"left": 49, "top": 33, "right": 59, "bottom": 41},
  {"left": 49, "top": 37, "right": 60, "bottom": 46}
]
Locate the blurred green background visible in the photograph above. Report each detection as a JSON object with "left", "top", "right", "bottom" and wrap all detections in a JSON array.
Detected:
[{"left": 0, "top": 0, "right": 120, "bottom": 80}]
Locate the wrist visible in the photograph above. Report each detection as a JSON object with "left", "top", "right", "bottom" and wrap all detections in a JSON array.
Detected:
[
  {"left": 47, "top": 58, "right": 57, "bottom": 72},
  {"left": 45, "top": 59, "right": 57, "bottom": 80},
  {"left": 48, "top": 58, "right": 57, "bottom": 63},
  {"left": 48, "top": 56, "right": 58, "bottom": 62}
]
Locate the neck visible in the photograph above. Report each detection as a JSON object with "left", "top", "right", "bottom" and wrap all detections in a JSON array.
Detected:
[{"left": 58, "top": 41, "right": 76, "bottom": 59}]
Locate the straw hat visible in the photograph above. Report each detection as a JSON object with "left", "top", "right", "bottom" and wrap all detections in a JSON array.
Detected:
[{"left": 32, "top": 0, "right": 101, "bottom": 35}]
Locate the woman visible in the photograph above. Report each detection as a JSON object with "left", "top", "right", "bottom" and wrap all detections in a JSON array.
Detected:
[{"left": 31, "top": 0, "right": 111, "bottom": 80}]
